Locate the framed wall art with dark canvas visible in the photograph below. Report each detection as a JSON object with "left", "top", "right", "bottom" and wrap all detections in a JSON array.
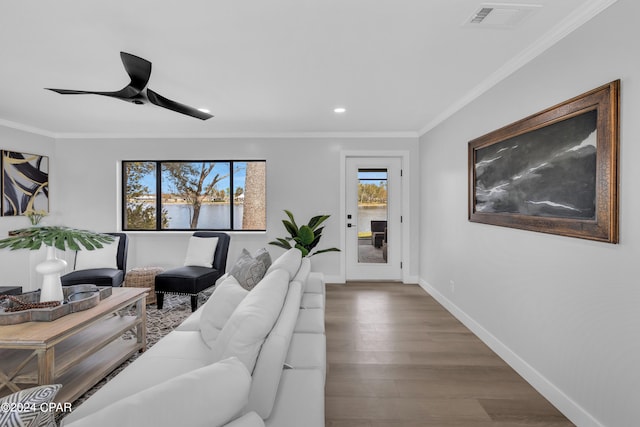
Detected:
[
  {"left": 468, "top": 80, "right": 619, "bottom": 243},
  {"left": 1, "top": 150, "right": 49, "bottom": 216}
]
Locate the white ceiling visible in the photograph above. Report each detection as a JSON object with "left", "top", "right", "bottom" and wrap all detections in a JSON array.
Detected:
[{"left": 0, "top": 0, "right": 615, "bottom": 138}]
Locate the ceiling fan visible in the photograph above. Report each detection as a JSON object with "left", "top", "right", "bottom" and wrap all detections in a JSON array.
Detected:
[{"left": 45, "top": 51, "right": 213, "bottom": 120}]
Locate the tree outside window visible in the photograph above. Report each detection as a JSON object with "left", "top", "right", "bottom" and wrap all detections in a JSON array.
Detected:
[{"left": 122, "top": 160, "right": 266, "bottom": 231}]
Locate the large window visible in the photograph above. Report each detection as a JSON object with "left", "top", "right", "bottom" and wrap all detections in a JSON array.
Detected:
[{"left": 122, "top": 160, "right": 266, "bottom": 231}]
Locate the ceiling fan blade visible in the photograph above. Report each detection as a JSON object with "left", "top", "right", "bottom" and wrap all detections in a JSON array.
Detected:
[
  {"left": 45, "top": 86, "right": 142, "bottom": 100},
  {"left": 147, "top": 89, "right": 213, "bottom": 120},
  {"left": 45, "top": 52, "right": 152, "bottom": 100},
  {"left": 119, "top": 52, "right": 151, "bottom": 93},
  {"left": 45, "top": 88, "right": 103, "bottom": 95}
]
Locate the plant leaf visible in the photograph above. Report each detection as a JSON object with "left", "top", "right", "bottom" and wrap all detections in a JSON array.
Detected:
[
  {"left": 282, "top": 220, "right": 298, "bottom": 239},
  {"left": 308, "top": 215, "right": 330, "bottom": 230},
  {"left": 294, "top": 243, "right": 309, "bottom": 257},
  {"left": 311, "top": 247, "right": 341, "bottom": 256},
  {"left": 268, "top": 238, "right": 292, "bottom": 250},
  {"left": 0, "top": 226, "right": 113, "bottom": 251},
  {"left": 284, "top": 210, "right": 298, "bottom": 230},
  {"left": 298, "top": 225, "right": 315, "bottom": 246}
]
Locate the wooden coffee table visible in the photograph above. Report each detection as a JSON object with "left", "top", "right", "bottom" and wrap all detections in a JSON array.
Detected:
[{"left": 0, "top": 287, "right": 148, "bottom": 403}]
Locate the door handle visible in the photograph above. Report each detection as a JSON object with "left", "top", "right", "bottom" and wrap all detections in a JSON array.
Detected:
[{"left": 347, "top": 223, "right": 353, "bottom": 228}]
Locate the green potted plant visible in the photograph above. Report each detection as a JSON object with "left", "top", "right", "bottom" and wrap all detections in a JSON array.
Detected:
[
  {"left": 0, "top": 226, "right": 114, "bottom": 302},
  {"left": 269, "top": 210, "right": 340, "bottom": 257}
]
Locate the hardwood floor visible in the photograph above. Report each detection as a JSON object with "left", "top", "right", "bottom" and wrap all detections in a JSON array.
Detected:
[{"left": 324, "top": 282, "right": 574, "bottom": 427}]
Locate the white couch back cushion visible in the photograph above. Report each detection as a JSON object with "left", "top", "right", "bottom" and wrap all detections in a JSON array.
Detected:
[
  {"left": 63, "top": 357, "right": 251, "bottom": 427},
  {"left": 266, "top": 248, "right": 302, "bottom": 280},
  {"left": 247, "top": 281, "right": 302, "bottom": 419},
  {"left": 200, "top": 275, "right": 249, "bottom": 347},
  {"left": 292, "top": 256, "right": 311, "bottom": 292},
  {"left": 210, "top": 269, "right": 290, "bottom": 372}
]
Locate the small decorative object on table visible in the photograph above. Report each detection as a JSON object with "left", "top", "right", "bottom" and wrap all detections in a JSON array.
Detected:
[
  {"left": 125, "top": 266, "right": 165, "bottom": 305},
  {"left": 0, "top": 286, "right": 22, "bottom": 296},
  {"left": 0, "top": 285, "right": 112, "bottom": 325},
  {"left": 0, "top": 226, "right": 114, "bottom": 303},
  {"left": 0, "top": 294, "right": 61, "bottom": 311}
]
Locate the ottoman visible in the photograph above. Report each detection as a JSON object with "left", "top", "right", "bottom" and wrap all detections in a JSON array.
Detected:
[{"left": 124, "top": 267, "right": 164, "bottom": 305}]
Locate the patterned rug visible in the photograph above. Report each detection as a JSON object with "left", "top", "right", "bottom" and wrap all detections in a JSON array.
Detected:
[
  {"left": 56, "top": 291, "right": 212, "bottom": 423},
  {"left": 358, "top": 239, "right": 385, "bottom": 263}
]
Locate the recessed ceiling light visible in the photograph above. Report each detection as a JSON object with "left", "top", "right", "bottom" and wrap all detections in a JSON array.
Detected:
[
  {"left": 197, "top": 108, "right": 210, "bottom": 114},
  {"left": 334, "top": 107, "right": 346, "bottom": 113}
]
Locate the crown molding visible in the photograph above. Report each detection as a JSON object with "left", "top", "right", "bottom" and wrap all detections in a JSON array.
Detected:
[
  {"left": 53, "top": 131, "right": 419, "bottom": 140},
  {"left": 0, "top": 119, "right": 57, "bottom": 139},
  {"left": 0, "top": 119, "right": 418, "bottom": 140},
  {"left": 418, "top": 0, "right": 619, "bottom": 137}
]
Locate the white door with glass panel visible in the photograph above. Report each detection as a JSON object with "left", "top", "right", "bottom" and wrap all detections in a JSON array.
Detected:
[{"left": 345, "top": 157, "right": 402, "bottom": 281}]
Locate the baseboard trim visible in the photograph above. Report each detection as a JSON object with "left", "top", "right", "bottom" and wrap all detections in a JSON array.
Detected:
[
  {"left": 325, "top": 274, "right": 419, "bottom": 285},
  {"left": 325, "top": 275, "right": 344, "bottom": 284},
  {"left": 418, "top": 279, "right": 604, "bottom": 427}
]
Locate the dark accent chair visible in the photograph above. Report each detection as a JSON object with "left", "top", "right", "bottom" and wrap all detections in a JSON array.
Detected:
[
  {"left": 155, "top": 232, "right": 230, "bottom": 312},
  {"left": 61, "top": 233, "right": 129, "bottom": 287},
  {"left": 371, "top": 220, "right": 387, "bottom": 248}
]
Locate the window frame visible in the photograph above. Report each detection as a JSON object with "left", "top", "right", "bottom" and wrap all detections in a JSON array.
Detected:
[{"left": 121, "top": 159, "right": 266, "bottom": 232}]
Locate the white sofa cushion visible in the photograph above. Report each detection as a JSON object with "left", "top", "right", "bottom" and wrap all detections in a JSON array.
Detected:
[
  {"left": 225, "top": 412, "right": 265, "bottom": 427},
  {"left": 264, "top": 369, "right": 325, "bottom": 427},
  {"left": 294, "top": 308, "right": 325, "bottom": 334},
  {"left": 184, "top": 235, "right": 218, "bottom": 267},
  {"left": 286, "top": 333, "right": 327, "bottom": 381},
  {"left": 63, "top": 357, "right": 251, "bottom": 427},
  {"left": 143, "top": 330, "right": 214, "bottom": 362},
  {"left": 175, "top": 307, "right": 203, "bottom": 331},
  {"left": 74, "top": 237, "right": 119, "bottom": 270},
  {"left": 210, "top": 269, "right": 290, "bottom": 372},
  {"left": 266, "top": 248, "right": 302, "bottom": 280},
  {"left": 200, "top": 275, "right": 249, "bottom": 347},
  {"left": 291, "top": 256, "right": 311, "bottom": 292},
  {"left": 62, "top": 352, "right": 210, "bottom": 423},
  {"left": 248, "top": 281, "right": 302, "bottom": 418},
  {"left": 301, "top": 293, "right": 324, "bottom": 309},
  {"left": 305, "top": 272, "right": 325, "bottom": 295}
]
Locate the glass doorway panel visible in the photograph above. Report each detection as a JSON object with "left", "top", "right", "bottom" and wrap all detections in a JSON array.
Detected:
[{"left": 357, "top": 169, "right": 388, "bottom": 264}]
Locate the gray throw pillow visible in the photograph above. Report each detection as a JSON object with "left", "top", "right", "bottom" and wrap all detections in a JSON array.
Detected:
[
  {"left": 229, "top": 249, "right": 268, "bottom": 290},
  {"left": 0, "top": 384, "right": 61, "bottom": 427},
  {"left": 254, "top": 247, "right": 272, "bottom": 271}
]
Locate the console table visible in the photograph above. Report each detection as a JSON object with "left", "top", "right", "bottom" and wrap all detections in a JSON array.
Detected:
[{"left": 0, "top": 287, "right": 148, "bottom": 403}]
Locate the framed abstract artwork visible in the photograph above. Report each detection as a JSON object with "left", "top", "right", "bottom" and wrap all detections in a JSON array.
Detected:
[
  {"left": 1, "top": 150, "right": 49, "bottom": 216},
  {"left": 468, "top": 80, "right": 619, "bottom": 243}
]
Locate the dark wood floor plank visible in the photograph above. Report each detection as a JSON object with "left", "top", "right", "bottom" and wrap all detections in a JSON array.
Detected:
[{"left": 325, "top": 282, "right": 575, "bottom": 426}]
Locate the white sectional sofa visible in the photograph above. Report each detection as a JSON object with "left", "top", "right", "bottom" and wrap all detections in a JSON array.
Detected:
[{"left": 61, "top": 248, "right": 326, "bottom": 427}]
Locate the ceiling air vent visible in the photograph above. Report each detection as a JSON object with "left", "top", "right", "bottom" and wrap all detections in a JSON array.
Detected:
[
  {"left": 464, "top": 3, "right": 542, "bottom": 29},
  {"left": 470, "top": 7, "right": 494, "bottom": 24}
]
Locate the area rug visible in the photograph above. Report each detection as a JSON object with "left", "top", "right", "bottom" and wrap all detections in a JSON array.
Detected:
[
  {"left": 358, "top": 239, "right": 385, "bottom": 263},
  {"left": 56, "top": 291, "right": 212, "bottom": 423}
]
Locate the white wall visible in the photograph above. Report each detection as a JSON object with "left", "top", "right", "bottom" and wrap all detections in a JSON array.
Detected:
[
  {"left": 419, "top": 1, "right": 639, "bottom": 426},
  {"left": 0, "top": 126, "right": 56, "bottom": 291},
  {"left": 54, "top": 136, "right": 419, "bottom": 283}
]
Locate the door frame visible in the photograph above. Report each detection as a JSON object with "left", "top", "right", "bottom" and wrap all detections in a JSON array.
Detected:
[{"left": 339, "top": 150, "right": 411, "bottom": 283}]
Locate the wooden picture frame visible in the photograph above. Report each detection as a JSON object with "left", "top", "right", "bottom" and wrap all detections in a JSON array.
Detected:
[{"left": 468, "top": 80, "right": 619, "bottom": 243}]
